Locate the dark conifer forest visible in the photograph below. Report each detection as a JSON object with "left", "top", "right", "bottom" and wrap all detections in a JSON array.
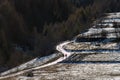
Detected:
[{"left": 0, "top": 0, "right": 120, "bottom": 70}]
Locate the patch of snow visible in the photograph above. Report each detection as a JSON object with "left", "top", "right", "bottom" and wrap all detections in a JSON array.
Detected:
[
  {"left": 0, "top": 41, "right": 73, "bottom": 79},
  {"left": 0, "top": 53, "right": 59, "bottom": 76},
  {"left": 1, "top": 12, "right": 120, "bottom": 80},
  {"left": 102, "top": 18, "right": 120, "bottom": 23}
]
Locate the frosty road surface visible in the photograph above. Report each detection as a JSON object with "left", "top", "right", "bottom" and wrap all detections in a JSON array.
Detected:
[
  {"left": 56, "top": 41, "right": 73, "bottom": 58},
  {"left": 1, "top": 12, "right": 120, "bottom": 80},
  {"left": 0, "top": 41, "right": 73, "bottom": 79}
]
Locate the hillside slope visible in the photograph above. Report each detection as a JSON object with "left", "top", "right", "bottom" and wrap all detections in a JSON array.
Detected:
[{"left": 1, "top": 12, "right": 120, "bottom": 80}]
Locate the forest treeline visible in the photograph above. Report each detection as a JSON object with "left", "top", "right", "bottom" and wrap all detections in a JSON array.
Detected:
[{"left": 0, "top": 0, "right": 120, "bottom": 70}]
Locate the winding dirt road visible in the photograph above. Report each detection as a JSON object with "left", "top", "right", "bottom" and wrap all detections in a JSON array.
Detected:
[{"left": 0, "top": 41, "right": 73, "bottom": 79}]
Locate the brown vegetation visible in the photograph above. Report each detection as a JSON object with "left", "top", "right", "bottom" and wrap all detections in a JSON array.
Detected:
[{"left": 0, "top": 0, "right": 120, "bottom": 70}]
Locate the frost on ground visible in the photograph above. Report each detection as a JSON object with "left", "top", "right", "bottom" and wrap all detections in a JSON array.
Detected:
[
  {"left": 8, "top": 63, "right": 120, "bottom": 80},
  {"left": 0, "top": 53, "right": 63, "bottom": 76},
  {"left": 1, "top": 12, "right": 120, "bottom": 80}
]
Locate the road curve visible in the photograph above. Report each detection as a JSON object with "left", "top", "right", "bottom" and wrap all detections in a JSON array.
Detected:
[
  {"left": 0, "top": 41, "right": 72, "bottom": 79},
  {"left": 56, "top": 41, "right": 73, "bottom": 58}
]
